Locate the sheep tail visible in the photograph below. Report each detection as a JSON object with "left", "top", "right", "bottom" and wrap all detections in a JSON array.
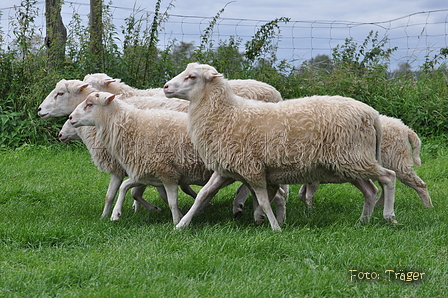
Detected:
[
  {"left": 374, "top": 115, "right": 382, "bottom": 165},
  {"left": 408, "top": 129, "right": 422, "bottom": 167}
]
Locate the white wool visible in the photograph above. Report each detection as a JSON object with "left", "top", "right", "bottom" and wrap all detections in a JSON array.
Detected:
[
  {"left": 68, "top": 92, "right": 215, "bottom": 223},
  {"left": 298, "top": 115, "right": 432, "bottom": 208},
  {"left": 164, "top": 63, "right": 398, "bottom": 231}
]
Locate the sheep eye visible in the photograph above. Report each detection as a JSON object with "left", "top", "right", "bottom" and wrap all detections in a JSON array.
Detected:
[
  {"left": 188, "top": 74, "right": 197, "bottom": 80},
  {"left": 57, "top": 91, "right": 64, "bottom": 96}
]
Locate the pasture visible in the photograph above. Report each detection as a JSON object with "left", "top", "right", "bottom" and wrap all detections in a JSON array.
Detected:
[{"left": 0, "top": 143, "right": 446, "bottom": 297}]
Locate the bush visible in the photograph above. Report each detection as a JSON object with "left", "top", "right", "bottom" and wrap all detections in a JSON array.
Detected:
[{"left": 0, "top": 1, "right": 447, "bottom": 149}]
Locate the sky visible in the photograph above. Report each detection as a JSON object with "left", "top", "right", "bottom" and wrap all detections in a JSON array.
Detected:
[{"left": 1, "top": 0, "right": 447, "bottom": 69}]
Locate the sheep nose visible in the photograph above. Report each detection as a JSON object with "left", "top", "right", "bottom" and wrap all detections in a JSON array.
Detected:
[
  {"left": 69, "top": 116, "right": 72, "bottom": 120},
  {"left": 37, "top": 107, "right": 41, "bottom": 111},
  {"left": 163, "top": 84, "right": 168, "bottom": 89}
]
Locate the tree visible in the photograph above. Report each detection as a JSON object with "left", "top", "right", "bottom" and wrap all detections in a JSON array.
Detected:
[
  {"left": 396, "top": 62, "right": 412, "bottom": 74},
  {"left": 45, "top": 0, "right": 67, "bottom": 69},
  {"left": 308, "top": 54, "right": 332, "bottom": 73}
]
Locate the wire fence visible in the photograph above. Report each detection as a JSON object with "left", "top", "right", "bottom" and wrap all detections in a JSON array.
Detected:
[{"left": 1, "top": 1, "right": 447, "bottom": 70}]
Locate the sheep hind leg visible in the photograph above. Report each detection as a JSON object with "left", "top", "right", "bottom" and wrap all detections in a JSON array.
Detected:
[
  {"left": 131, "top": 186, "right": 162, "bottom": 213},
  {"left": 163, "top": 183, "right": 183, "bottom": 224},
  {"left": 397, "top": 170, "right": 433, "bottom": 208},
  {"left": 175, "top": 172, "right": 234, "bottom": 229},
  {"left": 298, "top": 182, "right": 319, "bottom": 208},
  {"left": 180, "top": 185, "right": 197, "bottom": 199},
  {"left": 351, "top": 179, "right": 378, "bottom": 223},
  {"left": 232, "top": 184, "right": 251, "bottom": 217},
  {"left": 252, "top": 185, "right": 282, "bottom": 231},
  {"left": 102, "top": 173, "right": 124, "bottom": 218},
  {"left": 156, "top": 186, "right": 169, "bottom": 204},
  {"left": 377, "top": 169, "right": 397, "bottom": 223}
]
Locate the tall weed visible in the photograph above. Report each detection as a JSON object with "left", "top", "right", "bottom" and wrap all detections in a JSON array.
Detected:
[{"left": 0, "top": 1, "right": 447, "bottom": 148}]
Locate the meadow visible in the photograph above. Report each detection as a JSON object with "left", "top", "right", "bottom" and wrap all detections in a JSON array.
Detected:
[
  {"left": 1, "top": 2, "right": 447, "bottom": 297},
  {"left": 0, "top": 142, "right": 446, "bottom": 297}
]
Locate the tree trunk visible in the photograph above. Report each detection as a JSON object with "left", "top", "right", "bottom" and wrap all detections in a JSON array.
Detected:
[{"left": 45, "top": 0, "right": 67, "bottom": 69}]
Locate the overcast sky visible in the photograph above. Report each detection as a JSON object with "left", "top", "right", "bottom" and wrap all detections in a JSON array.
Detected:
[
  {"left": 1, "top": 0, "right": 447, "bottom": 69},
  {"left": 1, "top": 0, "right": 445, "bottom": 22}
]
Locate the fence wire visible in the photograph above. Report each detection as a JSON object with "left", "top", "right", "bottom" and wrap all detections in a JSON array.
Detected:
[{"left": 1, "top": 2, "right": 447, "bottom": 70}]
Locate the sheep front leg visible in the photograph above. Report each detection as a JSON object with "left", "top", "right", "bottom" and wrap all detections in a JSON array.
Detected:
[
  {"left": 102, "top": 173, "right": 124, "bottom": 218},
  {"left": 163, "top": 183, "right": 183, "bottom": 224},
  {"left": 111, "top": 179, "right": 142, "bottom": 221},
  {"left": 175, "top": 172, "right": 233, "bottom": 229},
  {"left": 251, "top": 186, "right": 281, "bottom": 231},
  {"left": 253, "top": 184, "right": 287, "bottom": 225},
  {"left": 273, "top": 184, "right": 288, "bottom": 224}
]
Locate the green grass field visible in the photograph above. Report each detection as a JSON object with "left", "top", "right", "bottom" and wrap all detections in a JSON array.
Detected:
[{"left": 0, "top": 144, "right": 447, "bottom": 297}]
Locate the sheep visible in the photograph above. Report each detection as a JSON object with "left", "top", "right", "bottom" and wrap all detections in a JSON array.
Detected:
[
  {"left": 163, "top": 62, "right": 397, "bottom": 231},
  {"left": 83, "top": 73, "right": 166, "bottom": 97},
  {"left": 58, "top": 120, "right": 163, "bottom": 215},
  {"left": 37, "top": 79, "right": 190, "bottom": 118},
  {"left": 83, "top": 73, "right": 283, "bottom": 103},
  {"left": 298, "top": 115, "right": 433, "bottom": 208},
  {"left": 38, "top": 79, "right": 195, "bottom": 218},
  {"left": 83, "top": 73, "right": 288, "bottom": 219},
  {"left": 41, "top": 78, "right": 288, "bottom": 223},
  {"left": 68, "top": 91, "right": 217, "bottom": 223}
]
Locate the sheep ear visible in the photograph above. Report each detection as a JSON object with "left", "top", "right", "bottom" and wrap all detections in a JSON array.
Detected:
[
  {"left": 205, "top": 72, "right": 223, "bottom": 80},
  {"left": 103, "top": 78, "right": 116, "bottom": 86},
  {"left": 77, "top": 83, "right": 90, "bottom": 93},
  {"left": 106, "top": 94, "right": 115, "bottom": 103}
]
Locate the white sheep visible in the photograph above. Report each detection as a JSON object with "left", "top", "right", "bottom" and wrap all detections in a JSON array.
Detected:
[
  {"left": 58, "top": 120, "right": 163, "bottom": 215},
  {"left": 298, "top": 115, "right": 432, "bottom": 208},
  {"left": 38, "top": 79, "right": 195, "bottom": 218},
  {"left": 37, "top": 79, "right": 190, "bottom": 118},
  {"left": 83, "top": 73, "right": 283, "bottom": 103},
  {"left": 83, "top": 73, "right": 166, "bottom": 97},
  {"left": 83, "top": 73, "right": 288, "bottom": 220},
  {"left": 68, "top": 91, "right": 217, "bottom": 223},
  {"left": 163, "top": 63, "right": 397, "bottom": 231}
]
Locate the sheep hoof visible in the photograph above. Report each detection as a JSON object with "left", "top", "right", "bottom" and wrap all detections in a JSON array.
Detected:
[
  {"left": 233, "top": 210, "right": 243, "bottom": 218},
  {"left": 255, "top": 214, "right": 265, "bottom": 225},
  {"left": 175, "top": 223, "right": 187, "bottom": 230},
  {"left": 110, "top": 213, "right": 121, "bottom": 221}
]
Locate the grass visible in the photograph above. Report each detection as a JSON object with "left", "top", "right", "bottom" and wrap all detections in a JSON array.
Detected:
[{"left": 0, "top": 144, "right": 447, "bottom": 297}]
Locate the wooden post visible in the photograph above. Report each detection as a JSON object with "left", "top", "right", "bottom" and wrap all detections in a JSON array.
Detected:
[
  {"left": 45, "top": 0, "right": 67, "bottom": 69},
  {"left": 90, "top": 0, "right": 103, "bottom": 68}
]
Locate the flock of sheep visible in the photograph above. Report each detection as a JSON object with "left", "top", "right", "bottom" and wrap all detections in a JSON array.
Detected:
[{"left": 37, "top": 63, "right": 432, "bottom": 231}]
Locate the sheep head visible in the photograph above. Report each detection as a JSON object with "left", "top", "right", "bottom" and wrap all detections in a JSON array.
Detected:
[
  {"left": 164, "top": 63, "right": 223, "bottom": 100},
  {"left": 38, "top": 79, "right": 91, "bottom": 118},
  {"left": 83, "top": 73, "right": 116, "bottom": 91},
  {"left": 69, "top": 92, "right": 117, "bottom": 128},
  {"left": 58, "top": 119, "right": 81, "bottom": 143}
]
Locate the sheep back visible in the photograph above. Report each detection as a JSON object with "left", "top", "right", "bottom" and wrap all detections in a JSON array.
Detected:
[
  {"left": 188, "top": 92, "right": 382, "bottom": 185},
  {"left": 93, "top": 99, "right": 211, "bottom": 185}
]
